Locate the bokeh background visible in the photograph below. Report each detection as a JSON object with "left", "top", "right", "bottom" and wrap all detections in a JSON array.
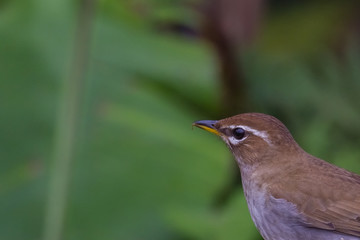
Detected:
[{"left": 1, "top": 0, "right": 360, "bottom": 239}]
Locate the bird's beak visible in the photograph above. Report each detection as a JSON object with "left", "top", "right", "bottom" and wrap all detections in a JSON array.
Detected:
[{"left": 192, "top": 120, "right": 220, "bottom": 135}]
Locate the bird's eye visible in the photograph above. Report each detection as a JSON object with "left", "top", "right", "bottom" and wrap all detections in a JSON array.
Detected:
[{"left": 233, "top": 128, "right": 245, "bottom": 140}]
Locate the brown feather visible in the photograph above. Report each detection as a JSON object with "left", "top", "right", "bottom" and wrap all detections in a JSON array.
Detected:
[{"left": 267, "top": 154, "right": 360, "bottom": 237}]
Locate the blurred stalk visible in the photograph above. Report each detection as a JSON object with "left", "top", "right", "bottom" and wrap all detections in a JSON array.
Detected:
[
  {"left": 42, "top": 1, "right": 96, "bottom": 240},
  {"left": 202, "top": 0, "right": 263, "bottom": 115}
]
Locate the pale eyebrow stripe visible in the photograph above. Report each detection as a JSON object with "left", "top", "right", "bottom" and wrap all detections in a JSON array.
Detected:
[{"left": 227, "top": 125, "right": 272, "bottom": 145}]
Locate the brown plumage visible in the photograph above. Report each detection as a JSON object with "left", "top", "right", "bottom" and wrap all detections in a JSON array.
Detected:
[{"left": 193, "top": 113, "right": 360, "bottom": 240}]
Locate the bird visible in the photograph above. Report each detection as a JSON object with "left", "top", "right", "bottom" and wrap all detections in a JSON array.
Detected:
[{"left": 193, "top": 113, "right": 360, "bottom": 240}]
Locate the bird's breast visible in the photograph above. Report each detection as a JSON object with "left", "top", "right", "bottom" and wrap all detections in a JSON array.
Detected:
[{"left": 241, "top": 175, "right": 301, "bottom": 240}]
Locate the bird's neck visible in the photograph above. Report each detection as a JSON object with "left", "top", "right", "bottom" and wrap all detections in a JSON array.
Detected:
[{"left": 238, "top": 148, "right": 308, "bottom": 191}]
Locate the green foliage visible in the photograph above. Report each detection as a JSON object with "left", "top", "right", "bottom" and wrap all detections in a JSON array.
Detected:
[{"left": 1, "top": 0, "right": 360, "bottom": 240}]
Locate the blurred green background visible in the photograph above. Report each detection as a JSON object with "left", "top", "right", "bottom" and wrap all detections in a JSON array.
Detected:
[{"left": 1, "top": 0, "right": 360, "bottom": 239}]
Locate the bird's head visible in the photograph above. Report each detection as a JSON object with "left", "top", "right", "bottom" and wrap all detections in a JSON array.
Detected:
[{"left": 193, "top": 113, "right": 300, "bottom": 167}]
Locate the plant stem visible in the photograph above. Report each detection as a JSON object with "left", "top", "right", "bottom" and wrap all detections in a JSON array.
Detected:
[{"left": 42, "top": 1, "right": 95, "bottom": 240}]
